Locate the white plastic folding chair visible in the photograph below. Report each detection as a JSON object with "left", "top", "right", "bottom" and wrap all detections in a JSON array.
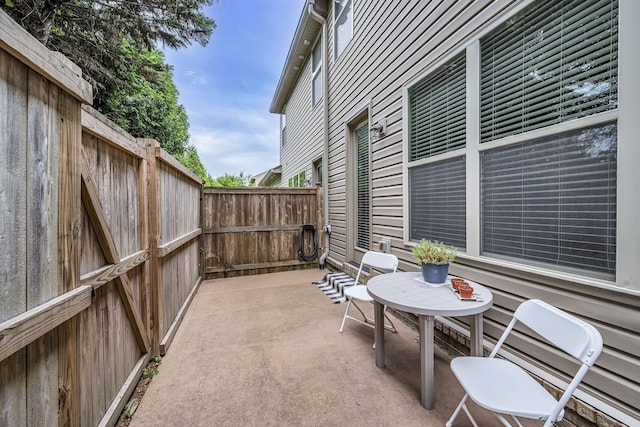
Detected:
[
  {"left": 339, "top": 251, "right": 399, "bottom": 342},
  {"left": 446, "top": 299, "right": 603, "bottom": 427}
]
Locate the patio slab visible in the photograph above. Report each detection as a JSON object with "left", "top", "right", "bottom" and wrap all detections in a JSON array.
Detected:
[{"left": 128, "top": 269, "right": 529, "bottom": 426}]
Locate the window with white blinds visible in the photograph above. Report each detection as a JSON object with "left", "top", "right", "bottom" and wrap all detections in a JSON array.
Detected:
[
  {"left": 481, "top": 123, "right": 617, "bottom": 277},
  {"left": 409, "top": 157, "right": 466, "bottom": 249},
  {"left": 407, "top": 53, "right": 466, "bottom": 249},
  {"left": 408, "top": 52, "right": 466, "bottom": 162},
  {"left": 479, "top": 0, "right": 619, "bottom": 278},
  {"left": 480, "top": 0, "right": 618, "bottom": 143},
  {"left": 355, "top": 122, "right": 370, "bottom": 250}
]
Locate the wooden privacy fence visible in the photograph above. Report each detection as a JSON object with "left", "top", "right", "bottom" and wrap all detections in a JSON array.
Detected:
[
  {"left": 202, "top": 186, "right": 323, "bottom": 278},
  {"left": 0, "top": 12, "right": 202, "bottom": 427},
  {"left": 1, "top": 10, "right": 324, "bottom": 427}
]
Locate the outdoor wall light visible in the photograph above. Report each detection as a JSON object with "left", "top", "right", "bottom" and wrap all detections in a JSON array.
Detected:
[{"left": 371, "top": 118, "right": 387, "bottom": 138}]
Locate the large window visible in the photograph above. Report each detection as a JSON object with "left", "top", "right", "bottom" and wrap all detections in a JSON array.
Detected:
[
  {"left": 312, "top": 37, "right": 322, "bottom": 105},
  {"left": 334, "top": 0, "right": 353, "bottom": 58},
  {"left": 406, "top": 0, "right": 618, "bottom": 279},
  {"left": 408, "top": 53, "right": 467, "bottom": 248}
]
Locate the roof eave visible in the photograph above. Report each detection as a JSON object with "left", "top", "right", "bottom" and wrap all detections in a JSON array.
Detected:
[{"left": 270, "top": 0, "right": 327, "bottom": 114}]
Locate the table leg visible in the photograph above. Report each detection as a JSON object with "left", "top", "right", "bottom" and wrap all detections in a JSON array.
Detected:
[
  {"left": 419, "top": 314, "right": 435, "bottom": 409},
  {"left": 469, "top": 313, "right": 484, "bottom": 356},
  {"left": 374, "top": 301, "right": 385, "bottom": 368}
]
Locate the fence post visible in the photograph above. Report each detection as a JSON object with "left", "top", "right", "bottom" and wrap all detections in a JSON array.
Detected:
[{"left": 143, "top": 139, "right": 162, "bottom": 355}]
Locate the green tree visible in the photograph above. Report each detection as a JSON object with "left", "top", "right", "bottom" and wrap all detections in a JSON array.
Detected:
[
  {"left": 0, "top": 0, "right": 215, "bottom": 104},
  {"left": 104, "top": 42, "right": 189, "bottom": 155},
  {"left": 210, "top": 173, "right": 253, "bottom": 187},
  {"left": 1, "top": 0, "right": 216, "bottom": 179},
  {"left": 176, "top": 145, "right": 214, "bottom": 186}
]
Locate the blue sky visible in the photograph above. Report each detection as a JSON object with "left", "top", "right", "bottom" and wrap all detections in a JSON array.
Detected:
[{"left": 164, "top": 0, "right": 305, "bottom": 179}]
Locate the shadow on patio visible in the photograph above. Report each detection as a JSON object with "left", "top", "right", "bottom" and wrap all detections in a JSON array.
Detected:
[{"left": 127, "top": 269, "right": 533, "bottom": 427}]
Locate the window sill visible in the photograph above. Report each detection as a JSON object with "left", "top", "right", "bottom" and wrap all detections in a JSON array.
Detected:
[{"left": 453, "top": 253, "right": 640, "bottom": 297}]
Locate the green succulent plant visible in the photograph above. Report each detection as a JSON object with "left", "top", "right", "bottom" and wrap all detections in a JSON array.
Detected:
[{"left": 411, "top": 239, "right": 457, "bottom": 265}]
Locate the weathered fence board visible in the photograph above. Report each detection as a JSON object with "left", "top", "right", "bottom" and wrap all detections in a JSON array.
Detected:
[
  {"left": 56, "top": 87, "right": 82, "bottom": 426},
  {"left": 0, "top": 46, "right": 28, "bottom": 427}
]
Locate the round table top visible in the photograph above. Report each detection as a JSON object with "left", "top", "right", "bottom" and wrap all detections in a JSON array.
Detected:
[{"left": 367, "top": 272, "right": 493, "bottom": 317}]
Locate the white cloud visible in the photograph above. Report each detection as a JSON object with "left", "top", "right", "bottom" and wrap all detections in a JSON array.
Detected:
[
  {"left": 161, "top": 0, "right": 304, "bottom": 180},
  {"left": 183, "top": 70, "right": 208, "bottom": 85},
  {"left": 189, "top": 105, "right": 280, "bottom": 178}
]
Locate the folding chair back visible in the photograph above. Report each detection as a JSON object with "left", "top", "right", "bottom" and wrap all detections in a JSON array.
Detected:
[
  {"left": 513, "top": 299, "right": 602, "bottom": 365},
  {"left": 355, "top": 251, "right": 399, "bottom": 284}
]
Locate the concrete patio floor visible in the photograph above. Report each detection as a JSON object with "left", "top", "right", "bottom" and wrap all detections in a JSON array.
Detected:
[{"left": 128, "top": 269, "right": 530, "bottom": 427}]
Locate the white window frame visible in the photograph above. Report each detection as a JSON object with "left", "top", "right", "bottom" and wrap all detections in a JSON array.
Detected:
[
  {"left": 344, "top": 101, "right": 372, "bottom": 262},
  {"left": 403, "top": 0, "right": 635, "bottom": 289}
]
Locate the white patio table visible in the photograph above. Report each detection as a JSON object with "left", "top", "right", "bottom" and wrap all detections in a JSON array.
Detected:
[{"left": 367, "top": 271, "right": 493, "bottom": 410}]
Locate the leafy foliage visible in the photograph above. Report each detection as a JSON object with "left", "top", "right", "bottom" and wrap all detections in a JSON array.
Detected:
[
  {"left": 411, "top": 239, "right": 457, "bottom": 265},
  {"left": 0, "top": 0, "right": 215, "bottom": 104},
  {"left": 104, "top": 42, "right": 189, "bottom": 155},
  {"left": 210, "top": 172, "right": 253, "bottom": 187},
  {"left": 176, "top": 145, "right": 214, "bottom": 186},
  {"left": 1, "top": 0, "right": 217, "bottom": 180}
]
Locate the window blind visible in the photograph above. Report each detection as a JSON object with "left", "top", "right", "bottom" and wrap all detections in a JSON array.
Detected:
[
  {"left": 481, "top": 123, "right": 617, "bottom": 277},
  {"left": 408, "top": 53, "right": 466, "bottom": 162},
  {"left": 480, "top": 0, "right": 619, "bottom": 143},
  {"left": 409, "top": 157, "right": 466, "bottom": 249},
  {"left": 356, "top": 123, "right": 370, "bottom": 250}
]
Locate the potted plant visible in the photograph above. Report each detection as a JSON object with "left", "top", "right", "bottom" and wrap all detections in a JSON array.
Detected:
[{"left": 411, "top": 239, "right": 457, "bottom": 284}]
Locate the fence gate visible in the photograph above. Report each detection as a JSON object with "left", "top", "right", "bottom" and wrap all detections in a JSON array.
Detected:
[{"left": 202, "top": 187, "right": 323, "bottom": 278}]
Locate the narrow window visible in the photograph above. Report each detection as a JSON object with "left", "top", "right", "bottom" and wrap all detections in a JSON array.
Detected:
[
  {"left": 355, "top": 121, "right": 370, "bottom": 250},
  {"left": 312, "top": 37, "right": 322, "bottom": 105},
  {"left": 334, "top": 0, "right": 353, "bottom": 58},
  {"left": 281, "top": 111, "right": 286, "bottom": 147},
  {"left": 313, "top": 158, "right": 323, "bottom": 185}
]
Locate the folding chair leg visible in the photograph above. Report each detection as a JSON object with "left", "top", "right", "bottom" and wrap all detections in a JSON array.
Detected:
[
  {"left": 383, "top": 306, "right": 397, "bottom": 333},
  {"left": 446, "top": 394, "right": 479, "bottom": 427},
  {"left": 352, "top": 300, "right": 373, "bottom": 324},
  {"left": 339, "top": 299, "right": 352, "bottom": 333},
  {"left": 494, "top": 413, "right": 517, "bottom": 427}
]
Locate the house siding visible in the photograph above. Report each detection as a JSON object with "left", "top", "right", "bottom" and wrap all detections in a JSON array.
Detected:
[
  {"left": 275, "top": 0, "right": 640, "bottom": 424},
  {"left": 279, "top": 47, "right": 324, "bottom": 188}
]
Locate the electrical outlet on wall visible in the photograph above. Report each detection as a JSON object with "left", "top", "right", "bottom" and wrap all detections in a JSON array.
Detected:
[{"left": 379, "top": 238, "right": 391, "bottom": 253}]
